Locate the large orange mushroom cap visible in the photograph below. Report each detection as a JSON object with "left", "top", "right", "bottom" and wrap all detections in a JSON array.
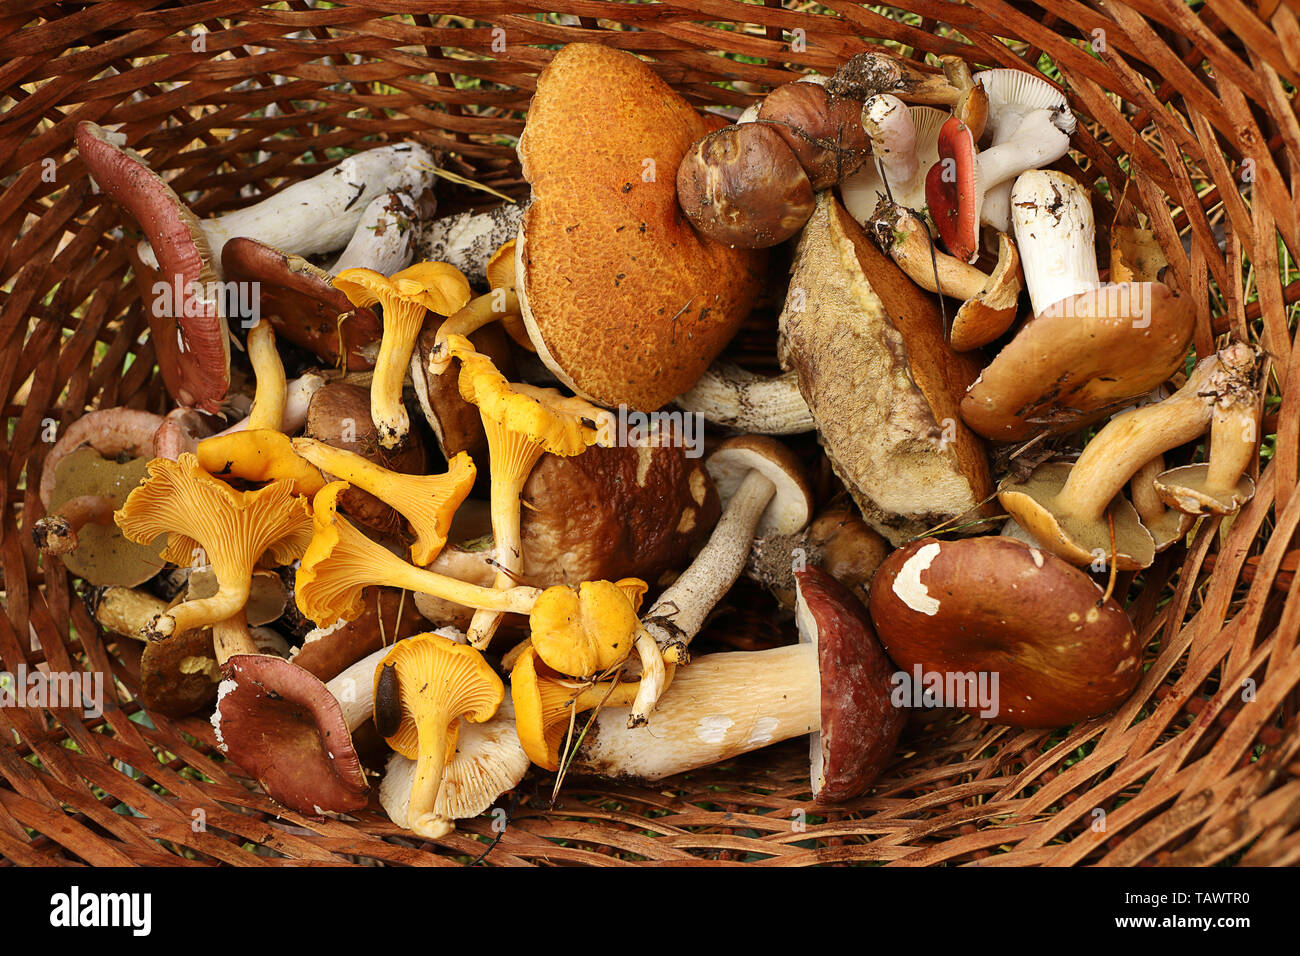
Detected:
[{"left": 516, "top": 42, "right": 767, "bottom": 412}]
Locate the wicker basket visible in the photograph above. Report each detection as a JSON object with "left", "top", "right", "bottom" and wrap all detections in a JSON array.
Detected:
[{"left": 2, "top": 1, "right": 1299, "bottom": 868}]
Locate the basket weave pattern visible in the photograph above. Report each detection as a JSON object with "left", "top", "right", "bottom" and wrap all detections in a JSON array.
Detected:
[{"left": 2, "top": 1, "right": 1300, "bottom": 866}]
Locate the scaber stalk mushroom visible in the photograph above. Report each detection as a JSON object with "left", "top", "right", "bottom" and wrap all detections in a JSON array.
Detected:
[
  {"left": 868, "top": 202, "right": 1022, "bottom": 351},
  {"left": 372, "top": 633, "right": 503, "bottom": 839},
  {"left": 973, "top": 69, "right": 1074, "bottom": 234},
  {"left": 294, "top": 482, "right": 542, "bottom": 629},
  {"left": 221, "top": 238, "right": 382, "bottom": 373},
  {"left": 753, "top": 78, "right": 870, "bottom": 189},
  {"left": 329, "top": 189, "right": 423, "bottom": 276},
  {"left": 961, "top": 171, "right": 1195, "bottom": 442},
  {"left": 676, "top": 122, "right": 816, "bottom": 249},
  {"left": 631, "top": 435, "right": 812, "bottom": 724},
  {"left": 675, "top": 364, "right": 813, "bottom": 435},
  {"left": 75, "top": 122, "right": 230, "bottom": 412},
  {"left": 998, "top": 344, "right": 1261, "bottom": 570},
  {"left": 449, "top": 337, "right": 615, "bottom": 648},
  {"left": 333, "top": 261, "right": 472, "bottom": 448},
  {"left": 746, "top": 504, "right": 889, "bottom": 610},
  {"left": 575, "top": 567, "right": 901, "bottom": 802},
  {"left": 1155, "top": 357, "right": 1264, "bottom": 516},
  {"left": 302, "top": 382, "right": 428, "bottom": 537},
  {"left": 518, "top": 42, "right": 765, "bottom": 412},
  {"left": 35, "top": 447, "right": 168, "bottom": 587},
  {"left": 778, "top": 193, "right": 992, "bottom": 545},
  {"left": 380, "top": 694, "right": 530, "bottom": 838},
  {"left": 291, "top": 438, "right": 475, "bottom": 565},
  {"left": 416, "top": 202, "right": 528, "bottom": 288},
  {"left": 114, "top": 455, "right": 313, "bottom": 639},
  {"left": 843, "top": 102, "right": 948, "bottom": 220},
  {"left": 869, "top": 536, "right": 1142, "bottom": 727},
  {"left": 925, "top": 110, "right": 1074, "bottom": 263}
]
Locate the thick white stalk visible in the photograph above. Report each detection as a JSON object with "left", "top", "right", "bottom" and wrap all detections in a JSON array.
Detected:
[
  {"left": 324, "top": 646, "right": 390, "bottom": 733},
  {"left": 1010, "top": 169, "right": 1099, "bottom": 316},
  {"left": 329, "top": 190, "right": 421, "bottom": 275}
]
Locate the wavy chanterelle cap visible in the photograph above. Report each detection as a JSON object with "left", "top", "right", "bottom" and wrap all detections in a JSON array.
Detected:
[
  {"left": 529, "top": 578, "right": 644, "bottom": 679},
  {"left": 296, "top": 482, "right": 540, "bottom": 629},
  {"left": 510, "top": 646, "right": 639, "bottom": 771},
  {"left": 373, "top": 633, "right": 503, "bottom": 838},
  {"left": 334, "top": 261, "right": 473, "bottom": 449},
  {"left": 292, "top": 438, "right": 476, "bottom": 566},
  {"left": 448, "top": 334, "right": 615, "bottom": 649},
  {"left": 115, "top": 454, "right": 312, "bottom": 638},
  {"left": 197, "top": 429, "right": 325, "bottom": 496}
]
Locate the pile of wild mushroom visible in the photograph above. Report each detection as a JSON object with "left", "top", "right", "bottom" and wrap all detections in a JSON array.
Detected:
[{"left": 37, "top": 42, "right": 1263, "bottom": 840}]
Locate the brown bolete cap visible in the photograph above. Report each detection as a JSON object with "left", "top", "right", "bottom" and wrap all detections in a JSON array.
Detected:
[
  {"left": 411, "top": 321, "right": 515, "bottom": 463},
  {"left": 756, "top": 80, "right": 870, "bottom": 189},
  {"left": 868, "top": 536, "right": 1142, "bottom": 728},
  {"left": 747, "top": 504, "right": 888, "bottom": 610},
  {"left": 794, "top": 566, "right": 904, "bottom": 804},
  {"left": 516, "top": 42, "right": 766, "bottom": 411},
  {"left": 779, "top": 192, "right": 992, "bottom": 545},
  {"left": 705, "top": 435, "right": 813, "bottom": 538},
  {"left": 961, "top": 282, "right": 1195, "bottom": 442},
  {"left": 222, "top": 238, "right": 381, "bottom": 373},
  {"left": 291, "top": 586, "right": 426, "bottom": 682},
  {"left": 76, "top": 121, "right": 230, "bottom": 412},
  {"left": 213, "top": 653, "right": 369, "bottom": 816}
]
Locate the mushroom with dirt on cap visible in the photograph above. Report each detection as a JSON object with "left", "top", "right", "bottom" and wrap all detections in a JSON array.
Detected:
[{"left": 869, "top": 536, "right": 1142, "bottom": 727}]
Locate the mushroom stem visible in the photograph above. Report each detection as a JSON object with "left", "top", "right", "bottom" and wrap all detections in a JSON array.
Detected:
[
  {"left": 871, "top": 203, "right": 988, "bottom": 300},
  {"left": 329, "top": 190, "right": 421, "bottom": 276},
  {"left": 427, "top": 292, "right": 522, "bottom": 376},
  {"left": 1129, "top": 456, "right": 1168, "bottom": 526},
  {"left": 575, "top": 643, "right": 819, "bottom": 781},
  {"left": 1040, "top": 349, "right": 1244, "bottom": 523},
  {"left": 371, "top": 302, "right": 427, "bottom": 450},
  {"left": 862, "top": 95, "right": 917, "bottom": 189},
  {"left": 975, "top": 110, "right": 1072, "bottom": 193},
  {"left": 212, "top": 612, "right": 259, "bottom": 666},
  {"left": 674, "top": 364, "right": 813, "bottom": 434},
  {"left": 1205, "top": 400, "right": 1260, "bottom": 494},
  {"left": 152, "top": 577, "right": 252, "bottom": 640},
  {"left": 216, "top": 372, "right": 326, "bottom": 438},
  {"left": 1011, "top": 169, "right": 1100, "bottom": 316},
  {"left": 324, "top": 646, "right": 390, "bottom": 732},
  {"left": 33, "top": 495, "right": 116, "bottom": 555},
  {"left": 244, "top": 320, "right": 287, "bottom": 432},
  {"left": 92, "top": 586, "right": 168, "bottom": 640},
  {"left": 466, "top": 454, "right": 541, "bottom": 648}
]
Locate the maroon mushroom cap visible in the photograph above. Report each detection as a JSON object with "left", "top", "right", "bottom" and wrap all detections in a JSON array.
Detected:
[
  {"left": 868, "top": 536, "right": 1142, "bottom": 728},
  {"left": 76, "top": 121, "right": 230, "bottom": 413},
  {"left": 794, "top": 566, "right": 904, "bottom": 804},
  {"left": 221, "top": 237, "right": 382, "bottom": 373},
  {"left": 925, "top": 116, "right": 979, "bottom": 263},
  {"left": 214, "top": 654, "right": 368, "bottom": 816}
]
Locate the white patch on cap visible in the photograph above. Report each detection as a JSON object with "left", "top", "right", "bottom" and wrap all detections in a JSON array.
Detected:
[
  {"left": 695, "top": 715, "right": 734, "bottom": 744},
  {"left": 746, "top": 716, "right": 779, "bottom": 747},
  {"left": 1029, "top": 548, "right": 1044, "bottom": 567},
  {"left": 892, "top": 541, "right": 942, "bottom": 616},
  {"left": 211, "top": 677, "right": 240, "bottom": 751}
]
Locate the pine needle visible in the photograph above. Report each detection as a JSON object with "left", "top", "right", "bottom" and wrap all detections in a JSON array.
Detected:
[{"left": 420, "top": 162, "right": 517, "bottom": 204}]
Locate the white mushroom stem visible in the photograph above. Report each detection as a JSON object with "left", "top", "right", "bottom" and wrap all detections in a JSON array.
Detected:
[
  {"left": 574, "top": 643, "right": 818, "bottom": 781},
  {"left": 1010, "top": 169, "right": 1100, "bottom": 316},
  {"left": 137, "top": 143, "right": 438, "bottom": 271},
  {"left": 417, "top": 203, "right": 527, "bottom": 287},
  {"left": 629, "top": 468, "right": 776, "bottom": 723},
  {"left": 329, "top": 190, "right": 422, "bottom": 275},
  {"left": 674, "top": 364, "right": 813, "bottom": 434},
  {"left": 974, "top": 110, "right": 1073, "bottom": 219},
  {"left": 324, "top": 645, "right": 391, "bottom": 732},
  {"left": 862, "top": 95, "right": 917, "bottom": 190},
  {"left": 215, "top": 372, "right": 326, "bottom": 437}
]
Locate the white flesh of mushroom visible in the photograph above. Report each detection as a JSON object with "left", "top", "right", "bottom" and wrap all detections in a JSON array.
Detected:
[{"left": 1010, "top": 169, "right": 1099, "bottom": 316}]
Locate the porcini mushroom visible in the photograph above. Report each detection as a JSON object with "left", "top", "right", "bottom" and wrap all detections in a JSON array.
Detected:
[
  {"left": 869, "top": 536, "right": 1141, "bottom": 727},
  {"left": 575, "top": 567, "right": 901, "bottom": 802},
  {"left": 961, "top": 171, "right": 1196, "bottom": 442},
  {"left": 114, "top": 455, "right": 314, "bottom": 639},
  {"left": 332, "top": 261, "right": 472, "bottom": 448},
  {"left": 753, "top": 77, "right": 870, "bottom": 189},
  {"left": 517, "top": 42, "right": 765, "bottom": 411},
  {"left": 998, "top": 343, "right": 1261, "bottom": 569},
  {"left": 372, "top": 633, "right": 503, "bottom": 839}
]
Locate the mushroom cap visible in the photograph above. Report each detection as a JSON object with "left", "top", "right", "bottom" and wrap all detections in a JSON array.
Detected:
[
  {"left": 960, "top": 282, "right": 1196, "bottom": 442},
  {"left": 794, "top": 566, "right": 904, "bottom": 804},
  {"left": 999, "top": 461, "right": 1155, "bottom": 570},
  {"left": 705, "top": 435, "right": 813, "bottom": 538},
  {"left": 868, "top": 536, "right": 1142, "bottom": 728},
  {"left": 950, "top": 231, "right": 1022, "bottom": 351},
  {"left": 973, "top": 69, "right": 1073, "bottom": 144},
  {"left": 529, "top": 579, "right": 641, "bottom": 679},
  {"left": 1154, "top": 464, "right": 1256, "bottom": 517},
  {"left": 292, "top": 586, "right": 426, "bottom": 681},
  {"left": 46, "top": 448, "right": 166, "bottom": 587},
  {"left": 75, "top": 121, "right": 231, "bottom": 413},
  {"left": 925, "top": 117, "right": 981, "bottom": 262},
  {"left": 221, "top": 238, "right": 382, "bottom": 372},
  {"left": 756, "top": 80, "right": 870, "bottom": 189},
  {"left": 214, "top": 653, "right": 369, "bottom": 815},
  {"left": 516, "top": 42, "right": 766, "bottom": 411}
]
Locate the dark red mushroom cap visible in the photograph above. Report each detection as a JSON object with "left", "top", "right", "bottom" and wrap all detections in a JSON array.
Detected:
[
  {"left": 794, "top": 566, "right": 904, "bottom": 804},
  {"left": 75, "top": 121, "right": 230, "bottom": 413},
  {"left": 925, "top": 116, "right": 980, "bottom": 263},
  {"left": 868, "top": 536, "right": 1142, "bottom": 728},
  {"left": 214, "top": 654, "right": 368, "bottom": 816}
]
